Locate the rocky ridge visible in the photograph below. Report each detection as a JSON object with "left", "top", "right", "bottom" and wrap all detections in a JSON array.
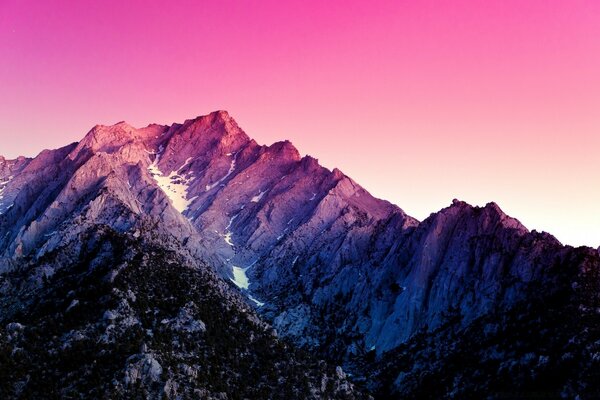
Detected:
[{"left": 1, "top": 110, "right": 599, "bottom": 398}]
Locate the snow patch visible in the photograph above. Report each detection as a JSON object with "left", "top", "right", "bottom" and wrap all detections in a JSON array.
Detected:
[
  {"left": 230, "top": 266, "right": 250, "bottom": 289},
  {"left": 224, "top": 232, "right": 234, "bottom": 246},
  {"left": 222, "top": 214, "right": 238, "bottom": 246},
  {"left": 148, "top": 156, "right": 195, "bottom": 213},
  {"left": 276, "top": 227, "right": 290, "bottom": 241},
  {"left": 225, "top": 214, "right": 237, "bottom": 230},
  {"left": 248, "top": 295, "right": 265, "bottom": 307},
  {"left": 0, "top": 175, "right": 14, "bottom": 214},
  {"left": 251, "top": 190, "right": 266, "bottom": 203},
  {"left": 206, "top": 153, "right": 238, "bottom": 191},
  {"left": 228, "top": 261, "right": 265, "bottom": 307}
]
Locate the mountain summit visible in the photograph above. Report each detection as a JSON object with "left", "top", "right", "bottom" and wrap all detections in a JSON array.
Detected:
[{"left": 1, "top": 111, "right": 599, "bottom": 398}]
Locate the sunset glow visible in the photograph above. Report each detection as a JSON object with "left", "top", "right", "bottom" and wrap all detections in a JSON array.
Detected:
[{"left": 1, "top": 0, "right": 599, "bottom": 247}]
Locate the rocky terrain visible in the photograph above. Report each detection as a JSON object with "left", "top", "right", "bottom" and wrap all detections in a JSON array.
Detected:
[
  {"left": 0, "top": 223, "right": 364, "bottom": 399},
  {"left": 1, "top": 110, "right": 599, "bottom": 398}
]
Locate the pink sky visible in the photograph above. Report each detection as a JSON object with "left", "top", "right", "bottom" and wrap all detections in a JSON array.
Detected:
[{"left": 1, "top": 0, "right": 599, "bottom": 247}]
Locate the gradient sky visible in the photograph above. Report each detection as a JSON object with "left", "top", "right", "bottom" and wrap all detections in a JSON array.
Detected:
[{"left": 1, "top": 0, "right": 599, "bottom": 247}]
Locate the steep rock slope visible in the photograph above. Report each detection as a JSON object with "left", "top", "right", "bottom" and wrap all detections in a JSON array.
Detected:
[
  {"left": 365, "top": 245, "right": 600, "bottom": 398},
  {"left": 0, "top": 155, "right": 31, "bottom": 215},
  {"left": 0, "top": 121, "right": 367, "bottom": 399}
]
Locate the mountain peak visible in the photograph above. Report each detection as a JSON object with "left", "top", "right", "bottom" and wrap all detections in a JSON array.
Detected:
[
  {"left": 114, "top": 120, "right": 135, "bottom": 129},
  {"left": 181, "top": 110, "right": 249, "bottom": 143},
  {"left": 265, "top": 140, "right": 301, "bottom": 162},
  {"left": 332, "top": 167, "right": 345, "bottom": 180},
  {"left": 442, "top": 199, "right": 528, "bottom": 233},
  {"left": 0, "top": 155, "right": 29, "bottom": 164},
  {"left": 483, "top": 200, "right": 502, "bottom": 212},
  {"left": 212, "top": 109, "right": 232, "bottom": 119},
  {"left": 185, "top": 110, "right": 234, "bottom": 127},
  {"left": 68, "top": 122, "right": 140, "bottom": 160},
  {"left": 91, "top": 120, "right": 136, "bottom": 132},
  {"left": 480, "top": 201, "right": 528, "bottom": 232}
]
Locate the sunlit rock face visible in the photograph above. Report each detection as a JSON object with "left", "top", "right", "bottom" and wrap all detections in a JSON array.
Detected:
[
  {"left": 0, "top": 111, "right": 370, "bottom": 399},
  {"left": 1, "top": 110, "right": 599, "bottom": 398}
]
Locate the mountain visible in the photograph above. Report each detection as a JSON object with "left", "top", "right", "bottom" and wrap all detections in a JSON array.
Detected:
[
  {"left": 1, "top": 110, "right": 599, "bottom": 398},
  {"left": 0, "top": 114, "right": 366, "bottom": 399}
]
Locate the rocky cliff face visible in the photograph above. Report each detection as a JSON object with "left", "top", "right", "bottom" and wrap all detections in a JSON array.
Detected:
[
  {"left": 1, "top": 110, "right": 599, "bottom": 398},
  {"left": 365, "top": 244, "right": 600, "bottom": 398},
  {"left": 0, "top": 155, "right": 31, "bottom": 216},
  {"left": 0, "top": 114, "right": 367, "bottom": 399}
]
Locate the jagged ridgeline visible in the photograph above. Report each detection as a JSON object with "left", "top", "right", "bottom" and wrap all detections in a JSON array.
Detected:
[{"left": 1, "top": 111, "right": 599, "bottom": 398}]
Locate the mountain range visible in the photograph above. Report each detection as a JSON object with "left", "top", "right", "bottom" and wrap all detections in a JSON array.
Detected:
[{"left": 1, "top": 111, "right": 599, "bottom": 399}]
